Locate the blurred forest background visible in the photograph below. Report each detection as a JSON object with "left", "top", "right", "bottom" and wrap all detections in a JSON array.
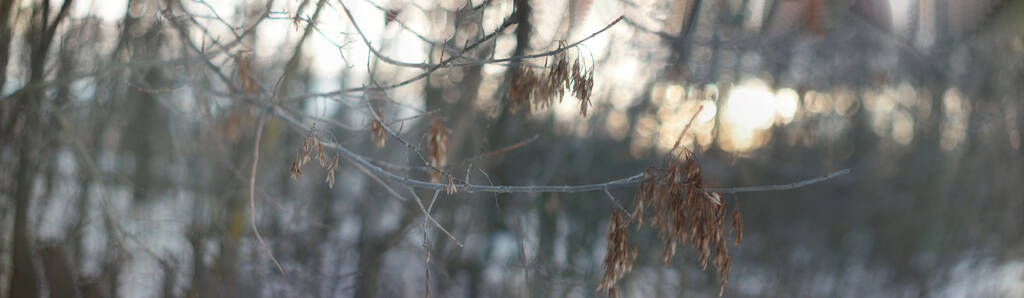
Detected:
[{"left": 2, "top": 0, "right": 1023, "bottom": 297}]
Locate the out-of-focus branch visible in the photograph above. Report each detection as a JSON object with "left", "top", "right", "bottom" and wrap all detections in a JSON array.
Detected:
[
  {"left": 248, "top": 115, "right": 285, "bottom": 274},
  {"left": 337, "top": 0, "right": 504, "bottom": 69},
  {"left": 277, "top": 6, "right": 622, "bottom": 102}
]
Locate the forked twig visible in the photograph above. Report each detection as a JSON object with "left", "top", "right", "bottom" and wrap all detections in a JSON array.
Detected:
[
  {"left": 603, "top": 187, "right": 629, "bottom": 213},
  {"left": 410, "top": 188, "right": 464, "bottom": 247}
]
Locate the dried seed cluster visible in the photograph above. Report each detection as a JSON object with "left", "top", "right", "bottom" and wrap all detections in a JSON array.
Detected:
[
  {"left": 426, "top": 117, "right": 449, "bottom": 183},
  {"left": 506, "top": 48, "right": 594, "bottom": 117},
  {"left": 597, "top": 210, "right": 638, "bottom": 298},
  {"left": 599, "top": 148, "right": 743, "bottom": 297},
  {"left": 570, "top": 59, "right": 594, "bottom": 117},
  {"left": 290, "top": 123, "right": 341, "bottom": 189}
]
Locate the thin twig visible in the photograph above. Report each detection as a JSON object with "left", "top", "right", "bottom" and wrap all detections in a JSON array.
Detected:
[
  {"left": 415, "top": 189, "right": 436, "bottom": 298},
  {"left": 670, "top": 105, "right": 704, "bottom": 155},
  {"left": 341, "top": 0, "right": 476, "bottom": 69},
  {"left": 341, "top": 0, "right": 538, "bottom": 69},
  {"left": 425, "top": 188, "right": 441, "bottom": 213},
  {"left": 478, "top": 168, "right": 500, "bottom": 210},
  {"left": 704, "top": 168, "right": 852, "bottom": 194},
  {"left": 471, "top": 134, "right": 540, "bottom": 161},
  {"left": 249, "top": 114, "right": 285, "bottom": 274},
  {"left": 387, "top": 109, "right": 441, "bottom": 125},
  {"left": 603, "top": 186, "right": 628, "bottom": 213}
]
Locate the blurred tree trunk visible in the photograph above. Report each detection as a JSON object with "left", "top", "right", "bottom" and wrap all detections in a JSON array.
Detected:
[
  {"left": 41, "top": 245, "right": 78, "bottom": 298},
  {"left": 0, "top": 0, "right": 17, "bottom": 93},
  {"left": 488, "top": 0, "right": 532, "bottom": 145},
  {"left": 9, "top": 101, "right": 41, "bottom": 298},
  {"left": 444, "top": 3, "right": 491, "bottom": 160},
  {"left": 98, "top": 214, "right": 125, "bottom": 298},
  {"left": 278, "top": 0, "right": 324, "bottom": 98},
  {"left": 186, "top": 218, "right": 208, "bottom": 297},
  {"left": 354, "top": 210, "right": 416, "bottom": 297},
  {"left": 160, "top": 261, "right": 178, "bottom": 298},
  {"left": 312, "top": 188, "right": 338, "bottom": 298},
  {"left": 760, "top": 0, "right": 779, "bottom": 36},
  {"left": 7, "top": 1, "right": 73, "bottom": 297},
  {"left": 124, "top": 21, "right": 168, "bottom": 201},
  {"left": 474, "top": 0, "right": 534, "bottom": 296},
  {"left": 669, "top": 0, "right": 702, "bottom": 80}
]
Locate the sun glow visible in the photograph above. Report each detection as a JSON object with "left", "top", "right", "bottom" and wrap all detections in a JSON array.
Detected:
[{"left": 719, "top": 79, "right": 782, "bottom": 153}]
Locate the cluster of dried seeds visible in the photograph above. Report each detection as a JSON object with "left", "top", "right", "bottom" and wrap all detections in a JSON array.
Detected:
[
  {"left": 290, "top": 123, "right": 341, "bottom": 189},
  {"left": 597, "top": 210, "right": 638, "bottom": 298},
  {"left": 599, "top": 147, "right": 743, "bottom": 297},
  {"left": 570, "top": 59, "right": 594, "bottom": 116},
  {"left": 506, "top": 48, "right": 594, "bottom": 117}
]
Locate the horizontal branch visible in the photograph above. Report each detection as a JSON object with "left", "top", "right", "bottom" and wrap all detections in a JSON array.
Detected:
[{"left": 270, "top": 104, "right": 851, "bottom": 195}]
